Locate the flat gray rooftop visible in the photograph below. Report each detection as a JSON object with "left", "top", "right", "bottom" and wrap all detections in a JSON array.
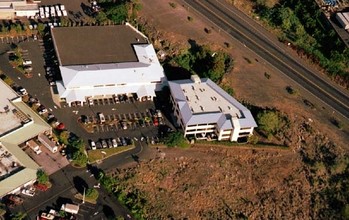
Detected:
[
  {"left": 51, "top": 25, "right": 148, "bottom": 66},
  {"left": 181, "top": 82, "right": 242, "bottom": 117},
  {"left": 0, "top": 80, "right": 25, "bottom": 137}
]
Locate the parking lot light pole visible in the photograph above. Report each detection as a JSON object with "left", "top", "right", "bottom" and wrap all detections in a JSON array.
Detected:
[{"left": 82, "top": 187, "right": 86, "bottom": 204}]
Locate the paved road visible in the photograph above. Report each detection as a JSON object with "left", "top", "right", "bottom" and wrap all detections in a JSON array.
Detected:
[
  {"left": 11, "top": 140, "right": 153, "bottom": 220},
  {"left": 183, "top": 0, "right": 349, "bottom": 119}
]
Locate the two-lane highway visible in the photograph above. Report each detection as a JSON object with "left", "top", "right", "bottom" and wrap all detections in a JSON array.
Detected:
[{"left": 183, "top": 0, "right": 349, "bottom": 119}]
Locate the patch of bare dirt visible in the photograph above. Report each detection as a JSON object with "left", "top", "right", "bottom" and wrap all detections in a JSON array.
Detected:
[{"left": 114, "top": 145, "right": 310, "bottom": 219}]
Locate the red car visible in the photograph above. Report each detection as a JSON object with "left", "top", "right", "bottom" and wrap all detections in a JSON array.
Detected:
[
  {"left": 153, "top": 117, "right": 159, "bottom": 126},
  {"left": 35, "top": 183, "right": 49, "bottom": 191}
]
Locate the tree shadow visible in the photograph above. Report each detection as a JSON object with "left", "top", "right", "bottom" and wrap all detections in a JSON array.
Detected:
[
  {"left": 86, "top": 164, "right": 102, "bottom": 179},
  {"left": 163, "top": 63, "right": 191, "bottom": 80},
  {"left": 54, "top": 197, "right": 74, "bottom": 210},
  {"left": 102, "top": 205, "right": 115, "bottom": 219},
  {"left": 73, "top": 176, "right": 88, "bottom": 194}
]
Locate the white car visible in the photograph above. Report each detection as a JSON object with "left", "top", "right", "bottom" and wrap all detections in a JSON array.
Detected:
[
  {"left": 112, "top": 139, "right": 118, "bottom": 148},
  {"left": 98, "top": 113, "right": 105, "bottom": 124},
  {"left": 22, "top": 189, "right": 35, "bottom": 197},
  {"left": 90, "top": 141, "right": 96, "bottom": 150},
  {"left": 23, "top": 59, "right": 32, "bottom": 65}
]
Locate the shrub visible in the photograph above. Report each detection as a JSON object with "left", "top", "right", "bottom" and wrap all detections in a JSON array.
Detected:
[
  {"left": 264, "top": 72, "right": 271, "bottom": 79},
  {"left": 204, "top": 27, "right": 212, "bottom": 34},
  {"left": 169, "top": 2, "right": 177, "bottom": 8},
  {"left": 86, "top": 188, "right": 99, "bottom": 200},
  {"left": 286, "top": 86, "right": 299, "bottom": 95},
  {"left": 36, "top": 169, "right": 49, "bottom": 184},
  {"left": 257, "top": 110, "right": 287, "bottom": 137},
  {"left": 164, "top": 132, "right": 189, "bottom": 148}
]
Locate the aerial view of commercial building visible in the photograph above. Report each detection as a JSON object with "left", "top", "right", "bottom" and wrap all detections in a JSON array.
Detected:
[
  {"left": 168, "top": 75, "right": 257, "bottom": 142},
  {"left": 0, "top": 80, "right": 51, "bottom": 197},
  {"left": 51, "top": 23, "right": 167, "bottom": 106}
]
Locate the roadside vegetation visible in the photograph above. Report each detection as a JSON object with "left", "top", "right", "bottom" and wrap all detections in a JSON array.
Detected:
[
  {"left": 252, "top": 0, "right": 349, "bottom": 88},
  {"left": 94, "top": 0, "right": 142, "bottom": 24},
  {"left": 164, "top": 132, "right": 189, "bottom": 148},
  {"left": 99, "top": 171, "right": 147, "bottom": 219},
  {"left": 170, "top": 43, "right": 233, "bottom": 83},
  {"left": 0, "top": 22, "right": 33, "bottom": 38},
  {"left": 75, "top": 188, "right": 99, "bottom": 204},
  {"left": 87, "top": 145, "right": 135, "bottom": 163}
]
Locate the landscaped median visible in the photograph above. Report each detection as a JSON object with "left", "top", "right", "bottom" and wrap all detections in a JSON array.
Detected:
[{"left": 87, "top": 146, "right": 135, "bottom": 164}]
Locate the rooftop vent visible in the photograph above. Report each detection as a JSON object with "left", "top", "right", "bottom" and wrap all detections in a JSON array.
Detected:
[
  {"left": 183, "top": 89, "right": 186, "bottom": 93},
  {"left": 192, "top": 85, "right": 195, "bottom": 90},
  {"left": 195, "top": 95, "right": 199, "bottom": 100},
  {"left": 228, "top": 106, "right": 231, "bottom": 110},
  {"left": 191, "top": 74, "right": 201, "bottom": 83},
  {"left": 218, "top": 106, "right": 223, "bottom": 112},
  {"left": 186, "top": 96, "right": 190, "bottom": 101},
  {"left": 200, "top": 106, "right": 204, "bottom": 111}
]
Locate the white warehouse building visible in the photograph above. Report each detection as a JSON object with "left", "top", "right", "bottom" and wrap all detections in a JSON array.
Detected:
[
  {"left": 51, "top": 23, "right": 167, "bottom": 106},
  {"left": 168, "top": 75, "right": 257, "bottom": 142}
]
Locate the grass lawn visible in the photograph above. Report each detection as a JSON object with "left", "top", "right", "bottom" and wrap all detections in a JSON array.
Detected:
[
  {"left": 87, "top": 145, "right": 135, "bottom": 163},
  {"left": 74, "top": 193, "right": 97, "bottom": 205}
]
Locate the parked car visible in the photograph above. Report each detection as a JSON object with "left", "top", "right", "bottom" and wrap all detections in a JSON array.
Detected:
[
  {"left": 121, "top": 120, "right": 127, "bottom": 130},
  {"left": 23, "top": 65, "right": 33, "bottom": 72},
  {"left": 17, "top": 86, "right": 28, "bottom": 96},
  {"left": 116, "top": 137, "right": 122, "bottom": 146},
  {"left": 21, "top": 188, "right": 35, "bottom": 197},
  {"left": 23, "top": 59, "right": 32, "bottom": 65},
  {"left": 107, "top": 139, "right": 113, "bottom": 148},
  {"left": 98, "top": 113, "right": 106, "bottom": 124},
  {"left": 96, "top": 142, "right": 102, "bottom": 149},
  {"left": 101, "top": 140, "right": 107, "bottom": 148},
  {"left": 113, "top": 95, "right": 119, "bottom": 103},
  {"left": 90, "top": 141, "right": 96, "bottom": 150},
  {"left": 153, "top": 117, "right": 159, "bottom": 126},
  {"left": 120, "top": 137, "right": 127, "bottom": 146},
  {"left": 87, "top": 98, "right": 94, "bottom": 106},
  {"left": 34, "top": 183, "right": 48, "bottom": 191},
  {"left": 38, "top": 106, "right": 48, "bottom": 115},
  {"left": 112, "top": 138, "right": 118, "bottom": 148}
]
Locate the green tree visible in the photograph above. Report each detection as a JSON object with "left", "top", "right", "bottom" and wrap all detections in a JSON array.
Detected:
[
  {"left": 0, "top": 25, "right": 8, "bottom": 34},
  {"left": 36, "top": 169, "right": 49, "bottom": 184},
  {"left": 95, "top": 11, "right": 108, "bottom": 24},
  {"left": 174, "top": 53, "right": 192, "bottom": 71},
  {"left": 86, "top": 188, "right": 99, "bottom": 200},
  {"left": 72, "top": 150, "right": 88, "bottom": 167},
  {"left": 105, "top": 4, "right": 128, "bottom": 24},
  {"left": 257, "top": 110, "right": 285, "bottom": 137},
  {"left": 164, "top": 132, "right": 189, "bottom": 148},
  {"left": 59, "top": 131, "right": 70, "bottom": 145},
  {"left": 37, "top": 23, "right": 46, "bottom": 36}
]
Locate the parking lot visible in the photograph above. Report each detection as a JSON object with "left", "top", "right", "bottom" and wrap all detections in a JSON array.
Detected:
[{"left": 0, "top": 27, "right": 173, "bottom": 148}]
